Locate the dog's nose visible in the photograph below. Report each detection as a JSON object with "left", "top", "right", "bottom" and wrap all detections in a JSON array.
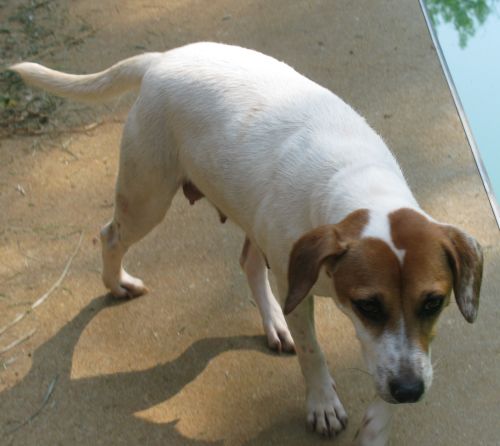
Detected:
[{"left": 389, "top": 377, "right": 424, "bottom": 403}]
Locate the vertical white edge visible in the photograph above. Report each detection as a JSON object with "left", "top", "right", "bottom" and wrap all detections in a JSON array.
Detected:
[{"left": 419, "top": 0, "right": 500, "bottom": 229}]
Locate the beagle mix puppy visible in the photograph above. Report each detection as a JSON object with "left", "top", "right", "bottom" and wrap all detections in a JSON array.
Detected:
[{"left": 11, "top": 42, "right": 483, "bottom": 445}]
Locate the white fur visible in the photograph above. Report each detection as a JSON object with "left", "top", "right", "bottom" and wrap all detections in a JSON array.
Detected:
[
  {"left": 10, "top": 54, "right": 162, "bottom": 102},
  {"left": 362, "top": 210, "right": 406, "bottom": 263},
  {"left": 353, "top": 316, "right": 432, "bottom": 402},
  {"left": 11, "top": 43, "right": 422, "bottom": 272},
  {"left": 11, "top": 42, "right": 433, "bottom": 443}
]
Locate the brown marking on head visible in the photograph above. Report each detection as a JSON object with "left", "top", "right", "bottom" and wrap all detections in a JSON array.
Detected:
[
  {"left": 287, "top": 207, "right": 482, "bottom": 336},
  {"left": 284, "top": 209, "right": 369, "bottom": 314},
  {"left": 328, "top": 230, "right": 441, "bottom": 362},
  {"left": 286, "top": 207, "right": 482, "bottom": 403},
  {"left": 332, "top": 237, "right": 402, "bottom": 337},
  {"left": 390, "top": 208, "right": 483, "bottom": 326},
  {"left": 381, "top": 209, "right": 452, "bottom": 352}
]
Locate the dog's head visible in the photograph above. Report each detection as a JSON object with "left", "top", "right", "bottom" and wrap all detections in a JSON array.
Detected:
[{"left": 284, "top": 208, "right": 483, "bottom": 404}]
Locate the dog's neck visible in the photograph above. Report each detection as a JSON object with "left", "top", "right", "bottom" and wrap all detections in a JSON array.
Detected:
[{"left": 310, "top": 162, "right": 421, "bottom": 228}]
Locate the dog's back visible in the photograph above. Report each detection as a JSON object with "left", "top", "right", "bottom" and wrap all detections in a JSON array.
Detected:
[
  {"left": 135, "top": 44, "right": 407, "bottom": 236},
  {"left": 10, "top": 42, "right": 411, "bottom": 253}
]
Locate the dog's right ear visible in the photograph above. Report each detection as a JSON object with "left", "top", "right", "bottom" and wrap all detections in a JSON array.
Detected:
[
  {"left": 284, "top": 225, "right": 347, "bottom": 315},
  {"left": 284, "top": 209, "right": 369, "bottom": 315}
]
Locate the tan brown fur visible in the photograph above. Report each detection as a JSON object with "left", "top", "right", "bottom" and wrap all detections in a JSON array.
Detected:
[
  {"left": 331, "top": 237, "right": 402, "bottom": 337},
  {"left": 390, "top": 208, "right": 482, "bottom": 323},
  {"left": 389, "top": 209, "right": 454, "bottom": 348},
  {"left": 288, "top": 207, "right": 482, "bottom": 352}
]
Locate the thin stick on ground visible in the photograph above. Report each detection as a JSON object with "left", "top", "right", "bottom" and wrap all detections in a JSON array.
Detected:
[
  {"left": 0, "top": 328, "right": 36, "bottom": 355},
  {"left": 4, "top": 375, "right": 59, "bottom": 436},
  {"left": 31, "top": 231, "right": 83, "bottom": 309},
  {"left": 0, "top": 232, "right": 83, "bottom": 339},
  {"left": 0, "top": 313, "right": 27, "bottom": 337},
  {"left": 6, "top": 117, "right": 123, "bottom": 138}
]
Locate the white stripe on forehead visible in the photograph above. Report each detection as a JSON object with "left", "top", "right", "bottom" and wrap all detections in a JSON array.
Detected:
[{"left": 361, "top": 210, "right": 405, "bottom": 263}]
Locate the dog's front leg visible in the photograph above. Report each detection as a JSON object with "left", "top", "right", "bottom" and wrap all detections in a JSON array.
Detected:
[
  {"left": 285, "top": 294, "right": 348, "bottom": 438},
  {"left": 353, "top": 397, "right": 394, "bottom": 446}
]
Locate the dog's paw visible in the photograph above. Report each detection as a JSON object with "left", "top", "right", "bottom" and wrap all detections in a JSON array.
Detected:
[
  {"left": 106, "top": 271, "right": 148, "bottom": 299},
  {"left": 263, "top": 312, "right": 295, "bottom": 353},
  {"left": 306, "top": 378, "right": 348, "bottom": 438},
  {"left": 353, "top": 399, "right": 392, "bottom": 446}
]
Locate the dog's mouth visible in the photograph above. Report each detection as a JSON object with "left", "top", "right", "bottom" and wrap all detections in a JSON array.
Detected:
[{"left": 378, "top": 391, "right": 423, "bottom": 405}]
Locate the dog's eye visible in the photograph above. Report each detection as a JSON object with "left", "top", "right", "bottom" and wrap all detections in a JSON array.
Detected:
[
  {"left": 352, "top": 297, "right": 386, "bottom": 322},
  {"left": 420, "top": 294, "right": 444, "bottom": 317}
]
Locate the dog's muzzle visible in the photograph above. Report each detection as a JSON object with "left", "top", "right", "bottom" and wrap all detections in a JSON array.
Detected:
[{"left": 388, "top": 374, "right": 425, "bottom": 403}]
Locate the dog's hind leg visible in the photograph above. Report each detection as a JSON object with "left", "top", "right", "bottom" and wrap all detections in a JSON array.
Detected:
[
  {"left": 240, "top": 237, "right": 295, "bottom": 353},
  {"left": 100, "top": 105, "right": 179, "bottom": 298}
]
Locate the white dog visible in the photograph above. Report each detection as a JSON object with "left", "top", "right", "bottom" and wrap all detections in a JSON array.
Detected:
[{"left": 11, "top": 42, "right": 483, "bottom": 445}]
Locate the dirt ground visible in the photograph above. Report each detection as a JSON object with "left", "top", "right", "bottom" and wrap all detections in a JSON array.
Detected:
[{"left": 1, "top": 1, "right": 499, "bottom": 445}]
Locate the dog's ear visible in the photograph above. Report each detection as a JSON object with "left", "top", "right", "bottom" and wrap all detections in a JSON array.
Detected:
[
  {"left": 284, "top": 225, "right": 347, "bottom": 315},
  {"left": 441, "top": 226, "right": 483, "bottom": 323},
  {"left": 284, "top": 209, "right": 368, "bottom": 315}
]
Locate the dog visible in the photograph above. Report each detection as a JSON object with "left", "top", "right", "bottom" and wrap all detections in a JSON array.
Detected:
[{"left": 10, "top": 42, "right": 483, "bottom": 445}]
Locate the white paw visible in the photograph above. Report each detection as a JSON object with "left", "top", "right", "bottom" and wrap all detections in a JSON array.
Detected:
[
  {"left": 105, "top": 270, "right": 148, "bottom": 299},
  {"left": 263, "top": 311, "right": 295, "bottom": 353},
  {"left": 353, "top": 399, "right": 392, "bottom": 446},
  {"left": 306, "top": 377, "right": 348, "bottom": 438}
]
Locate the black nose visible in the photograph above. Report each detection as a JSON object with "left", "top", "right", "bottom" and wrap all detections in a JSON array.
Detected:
[{"left": 389, "top": 377, "right": 424, "bottom": 403}]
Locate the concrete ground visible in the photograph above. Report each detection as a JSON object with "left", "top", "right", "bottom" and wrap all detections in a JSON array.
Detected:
[{"left": 1, "top": 0, "right": 498, "bottom": 445}]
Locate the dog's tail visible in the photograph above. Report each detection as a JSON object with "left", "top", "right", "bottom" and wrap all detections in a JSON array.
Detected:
[{"left": 9, "top": 53, "right": 162, "bottom": 103}]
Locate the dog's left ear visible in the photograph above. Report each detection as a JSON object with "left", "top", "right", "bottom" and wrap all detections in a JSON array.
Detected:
[
  {"left": 284, "top": 225, "right": 347, "bottom": 315},
  {"left": 441, "top": 225, "right": 483, "bottom": 323}
]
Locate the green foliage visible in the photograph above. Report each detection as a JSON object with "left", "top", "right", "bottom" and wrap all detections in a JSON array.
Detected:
[
  {"left": 0, "top": 0, "right": 94, "bottom": 137},
  {"left": 0, "top": 1, "right": 62, "bottom": 136},
  {"left": 426, "top": 0, "right": 498, "bottom": 47}
]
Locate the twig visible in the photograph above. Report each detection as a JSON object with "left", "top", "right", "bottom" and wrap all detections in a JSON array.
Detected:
[
  {"left": 61, "top": 137, "right": 78, "bottom": 160},
  {"left": 0, "top": 313, "right": 28, "bottom": 337},
  {"left": 4, "top": 375, "right": 58, "bottom": 435},
  {"left": 6, "top": 118, "right": 119, "bottom": 137},
  {"left": 83, "top": 121, "right": 101, "bottom": 131},
  {"left": 31, "top": 232, "right": 83, "bottom": 309},
  {"left": 0, "top": 328, "right": 36, "bottom": 355},
  {"left": 15, "top": 184, "right": 26, "bottom": 196},
  {"left": 0, "top": 232, "right": 83, "bottom": 338},
  {"left": 1, "top": 355, "right": 18, "bottom": 370}
]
